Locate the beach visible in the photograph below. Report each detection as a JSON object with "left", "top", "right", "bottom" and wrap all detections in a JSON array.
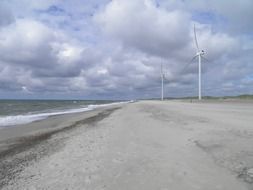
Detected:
[{"left": 1, "top": 100, "right": 253, "bottom": 189}]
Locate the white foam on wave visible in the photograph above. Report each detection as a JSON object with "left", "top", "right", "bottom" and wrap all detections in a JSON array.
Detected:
[{"left": 0, "top": 101, "right": 130, "bottom": 127}]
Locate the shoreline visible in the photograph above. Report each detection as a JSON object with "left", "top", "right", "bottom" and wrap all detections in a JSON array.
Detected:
[
  {"left": 0, "top": 104, "right": 124, "bottom": 141},
  {"left": 0, "top": 105, "right": 122, "bottom": 188},
  {"left": 0, "top": 106, "right": 121, "bottom": 157},
  {"left": 0, "top": 100, "right": 130, "bottom": 128}
]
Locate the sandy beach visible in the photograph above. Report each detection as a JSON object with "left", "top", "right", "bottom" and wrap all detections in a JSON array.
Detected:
[{"left": 1, "top": 100, "right": 253, "bottom": 189}]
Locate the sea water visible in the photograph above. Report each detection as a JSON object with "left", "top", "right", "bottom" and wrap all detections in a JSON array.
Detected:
[{"left": 0, "top": 100, "right": 127, "bottom": 127}]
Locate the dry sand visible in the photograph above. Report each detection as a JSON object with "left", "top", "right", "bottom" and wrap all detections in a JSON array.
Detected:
[{"left": 1, "top": 100, "right": 253, "bottom": 189}]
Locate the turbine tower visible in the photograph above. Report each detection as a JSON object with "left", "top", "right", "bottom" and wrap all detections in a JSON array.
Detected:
[{"left": 193, "top": 24, "right": 206, "bottom": 100}]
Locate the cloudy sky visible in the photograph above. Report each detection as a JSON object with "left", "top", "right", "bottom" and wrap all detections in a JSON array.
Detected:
[{"left": 0, "top": 0, "right": 252, "bottom": 100}]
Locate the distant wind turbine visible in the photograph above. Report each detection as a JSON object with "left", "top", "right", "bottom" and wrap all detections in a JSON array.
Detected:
[
  {"left": 160, "top": 63, "right": 170, "bottom": 101},
  {"left": 191, "top": 24, "right": 207, "bottom": 100},
  {"left": 161, "top": 63, "right": 164, "bottom": 101}
]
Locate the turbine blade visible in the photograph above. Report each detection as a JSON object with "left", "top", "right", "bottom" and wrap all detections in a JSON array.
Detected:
[
  {"left": 160, "top": 63, "right": 163, "bottom": 76},
  {"left": 201, "top": 55, "right": 209, "bottom": 62},
  {"left": 194, "top": 24, "right": 199, "bottom": 51},
  {"left": 181, "top": 55, "right": 198, "bottom": 73},
  {"left": 163, "top": 74, "right": 168, "bottom": 81}
]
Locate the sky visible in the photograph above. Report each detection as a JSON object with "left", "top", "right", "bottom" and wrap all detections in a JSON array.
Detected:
[{"left": 0, "top": 0, "right": 252, "bottom": 100}]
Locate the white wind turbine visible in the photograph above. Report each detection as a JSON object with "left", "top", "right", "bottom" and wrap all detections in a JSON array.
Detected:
[
  {"left": 160, "top": 62, "right": 170, "bottom": 101},
  {"left": 161, "top": 63, "right": 164, "bottom": 101},
  {"left": 192, "top": 24, "right": 206, "bottom": 100}
]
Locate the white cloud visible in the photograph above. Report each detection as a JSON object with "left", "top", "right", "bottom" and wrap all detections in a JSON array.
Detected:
[
  {"left": 0, "top": 0, "right": 252, "bottom": 99},
  {"left": 95, "top": 0, "right": 191, "bottom": 57}
]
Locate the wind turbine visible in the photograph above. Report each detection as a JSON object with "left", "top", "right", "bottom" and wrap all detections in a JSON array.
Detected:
[
  {"left": 161, "top": 63, "right": 164, "bottom": 101},
  {"left": 192, "top": 24, "right": 206, "bottom": 100}
]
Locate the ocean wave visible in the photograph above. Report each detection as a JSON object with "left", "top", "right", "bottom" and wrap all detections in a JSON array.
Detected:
[{"left": 0, "top": 101, "right": 130, "bottom": 127}]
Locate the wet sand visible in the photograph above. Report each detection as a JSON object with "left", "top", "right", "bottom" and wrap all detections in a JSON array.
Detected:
[
  {"left": 0, "top": 106, "right": 121, "bottom": 188},
  {"left": 1, "top": 100, "right": 253, "bottom": 189}
]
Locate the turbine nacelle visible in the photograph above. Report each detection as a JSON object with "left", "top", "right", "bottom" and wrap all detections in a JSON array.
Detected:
[{"left": 196, "top": 50, "right": 205, "bottom": 56}]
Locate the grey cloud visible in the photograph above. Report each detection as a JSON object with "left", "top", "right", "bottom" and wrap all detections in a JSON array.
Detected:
[
  {"left": 197, "top": 0, "right": 253, "bottom": 34},
  {"left": 0, "top": 4, "right": 14, "bottom": 27},
  {"left": 159, "top": 0, "right": 253, "bottom": 34},
  {"left": 0, "top": 18, "right": 100, "bottom": 95},
  {"left": 0, "top": 19, "right": 90, "bottom": 77}
]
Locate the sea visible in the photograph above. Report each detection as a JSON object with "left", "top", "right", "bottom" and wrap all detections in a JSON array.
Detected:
[{"left": 0, "top": 100, "right": 128, "bottom": 127}]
